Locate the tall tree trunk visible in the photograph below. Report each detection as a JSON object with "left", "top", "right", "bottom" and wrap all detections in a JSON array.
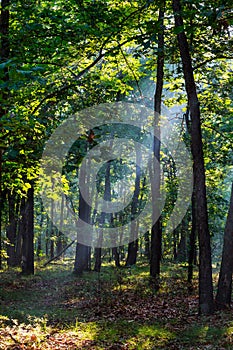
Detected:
[
  {"left": 188, "top": 192, "right": 197, "bottom": 284},
  {"left": 173, "top": 227, "right": 178, "bottom": 261},
  {"left": 56, "top": 194, "right": 64, "bottom": 257},
  {"left": 6, "top": 192, "right": 17, "bottom": 267},
  {"left": 112, "top": 247, "right": 120, "bottom": 267},
  {"left": 94, "top": 160, "right": 111, "bottom": 272},
  {"left": 216, "top": 183, "right": 233, "bottom": 308},
  {"left": 0, "top": 0, "right": 10, "bottom": 270},
  {"left": 173, "top": 0, "right": 214, "bottom": 315},
  {"left": 150, "top": 3, "right": 165, "bottom": 286},
  {"left": 37, "top": 199, "right": 43, "bottom": 259},
  {"left": 144, "top": 231, "right": 150, "bottom": 260},
  {"left": 126, "top": 148, "right": 141, "bottom": 266},
  {"left": 50, "top": 180, "right": 55, "bottom": 259},
  {"left": 21, "top": 186, "right": 34, "bottom": 275},
  {"left": 0, "top": 150, "right": 3, "bottom": 270},
  {"left": 177, "top": 214, "right": 188, "bottom": 262},
  {"left": 74, "top": 158, "right": 91, "bottom": 274},
  {"left": 15, "top": 196, "right": 24, "bottom": 266}
]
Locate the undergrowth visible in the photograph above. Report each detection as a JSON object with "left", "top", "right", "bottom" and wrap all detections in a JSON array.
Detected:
[{"left": 0, "top": 260, "right": 232, "bottom": 349}]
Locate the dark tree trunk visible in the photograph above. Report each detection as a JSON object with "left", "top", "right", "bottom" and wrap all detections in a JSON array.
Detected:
[
  {"left": 45, "top": 215, "right": 49, "bottom": 257},
  {"left": 0, "top": 151, "right": 3, "bottom": 270},
  {"left": 56, "top": 194, "right": 65, "bottom": 257},
  {"left": 94, "top": 160, "right": 111, "bottom": 272},
  {"left": 50, "top": 181, "right": 55, "bottom": 259},
  {"left": 173, "top": 227, "right": 178, "bottom": 261},
  {"left": 126, "top": 239, "right": 138, "bottom": 266},
  {"left": 215, "top": 183, "right": 233, "bottom": 308},
  {"left": 177, "top": 215, "right": 188, "bottom": 262},
  {"left": 188, "top": 192, "right": 197, "bottom": 284},
  {"left": 0, "top": 1, "right": 10, "bottom": 269},
  {"left": 37, "top": 199, "right": 43, "bottom": 259},
  {"left": 21, "top": 186, "right": 34, "bottom": 275},
  {"left": 112, "top": 247, "right": 120, "bottom": 267},
  {"left": 6, "top": 192, "right": 17, "bottom": 267},
  {"left": 150, "top": 3, "right": 165, "bottom": 286},
  {"left": 126, "top": 150, "right": 141, "bottom": 266},
  {"left": 74, "top": 243, "right": 90, "bottom": 275},
  {"left": 144, "top": 231, "right": 150, "bottom": 259},
  {"left": 74, "top": 167, "right": 91, "bottom": 275},
  {"left": 173, "top": 0, "right": 214, "bottom": 315},
  {"left": 94, "top": 247, "right": 101, "bottom": 272},
  {"left": 15, "top": 197, "right": 25, "bottom": 266}
]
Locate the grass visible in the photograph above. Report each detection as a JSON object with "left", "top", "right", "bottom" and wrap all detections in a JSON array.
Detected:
[{"left": 0, "top": 260, "right": 233, "bottom": 349}]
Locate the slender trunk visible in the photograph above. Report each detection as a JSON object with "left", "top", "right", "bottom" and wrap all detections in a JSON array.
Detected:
[
  {"left": 50, "top": 180, "right": 55, "bottom": 259},
  {"left": 56, "top": 194, "right": 64, "bottom": 257},
  {"left": 216, "top": 183, "right": 233, "bottom": 308},
  {"left": 126, "top": 149, "right": 141, "bottom": 266},
  {"left": 173, "top": 0, "right": 214, "bottom": 315},
  {"left": 188, "top": 192, "right": 197, "bottom": 284},
  {"left": 0, "top": 151, "right": 2, "bottom": 269},
  {"left": 112, "top": 247, "right": 120, "bottom": 267},
  {"left": 43, "top": 240, "right": 75, "bottom": 267},
  {"left": 177, "top": 215, "right": 188, "bottom": 262},
  {"left": 94, "top": 160, "right": 111, "bottom": 272},
  {"left": 94, "top": 247, "right": 101, "bottom": 272},
  {"left": 6, "top": 192, "right": 17, "bottom": 266},
  {"left": 144, "top": 231, "right": 150, "bottom": 259},
  {"left": 15, "top": 197, "right": 24, "bottom": 265},
  {"left": 21, "top": 186, "right": 34, "bottom": 275},
  {"left": 37, "top": 199, "right": 43, "bottom": 259},
  {"left": 150, "top": 3, "right": 165, "bottom": 285},
  {"left": 45, "top": 215, "right": 49, "bottom": 257},
  {"left": 173, "top": 227, "right": 178, "bottom": 261},
  {"left": 0, "top": 0, "right": 10, "bottom": 269}
]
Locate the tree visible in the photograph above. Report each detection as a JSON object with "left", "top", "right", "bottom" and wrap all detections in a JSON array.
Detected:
[
  {"left": 216, "top": 183, "right": 233, "bottom": 308},
  {"left": 172, "top": 0, "right": 214, "bottom": 315},
  {"left": 150, "top": 1, "right": 165, "bottom": 287},
  {"left": 21, "top": 186, "right": 34, "bottom": 275},
  {"left": 125, "top": 147, "right": 142, "bottom": 266},
  {"left": 94, "top": 160, "right": 111, "bottom": 272},
  {"left": 0, "top": 0, "right": 10, "bottom": 269}
]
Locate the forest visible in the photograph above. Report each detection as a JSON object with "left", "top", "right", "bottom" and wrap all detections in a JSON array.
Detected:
[{"left": 0, "top": 0, "right": 233, "bottom": 348}]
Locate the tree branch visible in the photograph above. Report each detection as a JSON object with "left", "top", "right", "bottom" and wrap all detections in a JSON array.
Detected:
[{"left": 194, "top": 55, "right": 233, "bottom": 70}]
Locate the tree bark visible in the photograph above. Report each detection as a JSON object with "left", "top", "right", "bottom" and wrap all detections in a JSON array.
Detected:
[
  {"left": 126, "top": 149, "right": 141, "bottom": 266},
  {"left": 94, "top": 160, "right": 111, "bottom": 272},
  {"left": 0, "top": 0, "right": 10, "bottom": 270},
  {"left": 56, "top": 194, "right": 65, "bottom": 257},
  {"left": 112, "top": 247, "right": 120, "bottom": 268},
  {"left": 188, "top": 192, "right": 197, "bottom": 284},
  {"left": 74, "top": 153, "right": 91, "bottom": 274},
  {"left": 21, "top": 186, "right": 34, "bottom": 275},
  {"left": 216, "top": 183, "right": 233, "bottom": 308},
  {"left": 150, "top": 3, "right": 164, "bottom": 286},
  {"left": 6, "top": 192, "right": 17, "bottom": 267},
  {"left": 173, "top": 0, "right": 214, "bottom": 315}
]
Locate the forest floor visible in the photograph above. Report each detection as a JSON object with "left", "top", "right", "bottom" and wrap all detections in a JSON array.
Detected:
[{"left": 0, "top": 259, "right": 233, "bottom": 349}]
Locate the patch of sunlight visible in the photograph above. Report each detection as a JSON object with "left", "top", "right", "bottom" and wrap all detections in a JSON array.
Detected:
[
  {"left": 226, "top": 326, "right": 233, "bottom": 336},
  {"left": 71, "top": 321, "right": 99, "bottom": 340},
  {"left": 0, "top": 315, "right": 9, "bottom": 325},
  {"left": 138, "top": 324, "right": 174, "bottom": 338},
  {"left": 126, "top": 324, "right": 175, "bottom": 349}
]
